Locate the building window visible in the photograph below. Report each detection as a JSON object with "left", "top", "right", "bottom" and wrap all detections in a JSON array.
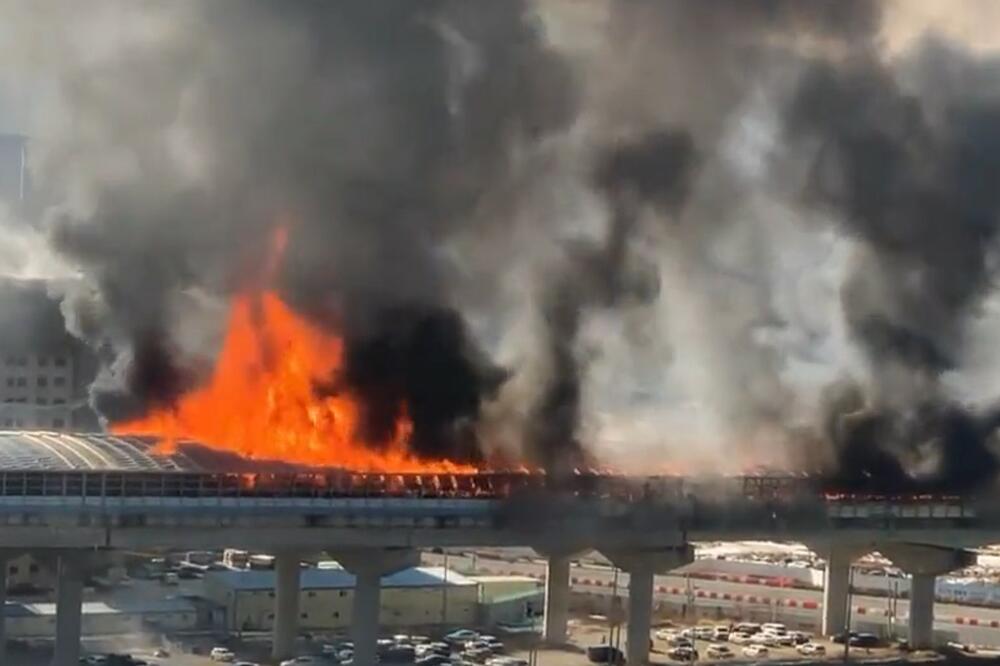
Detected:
[
  {"left": 54, "top": 356, "right": 67, "bottom": 367},
  {"left": 36, "top": 398, "right": 47, "bottom": 405},
  {"left": 8, "top": 565, "right": 17, "bottom": 575},
  {"left": 28, "top": 563, "right": 38, "bottom": 574},
  {"left": 339, "top": 590, "right": 346, "bottom": 597},
  {"left": 15, "top": 377, "right": 25, "bottom": 387},
  {"left": 332, "top": 611, "right": 340, "bottom": 618},
  {"left": 54, "top": 376, "right": 66, "bottom": 387},
  {"left": 16, "top": 357, "right": 26, "bottom": 367},
  {"left": 37, "top": 377, "right": 47, "bottom": 388},
  {"left": 53, "top": 418, "right": 65, "bottom": 428},
  {"left": 53, "top": 398, "right": 65, "bottom": 405},
  {"left": 267, "top": 613, "right": 274, "bottom": 620},
  {"left": 4, "top": 378, "right": 12, "bottom": 387},
  {"left": 307, "top": 591, "right": 316, "bottom": 598},
  {"left": 300, "top": 612, "right": 308, "bottom": 619},
  {"left": 37, "top": 356, "right": 48, "bottom": 367},
  {"left": 268, "top": 592, "right": 274, "bottom": 598}
]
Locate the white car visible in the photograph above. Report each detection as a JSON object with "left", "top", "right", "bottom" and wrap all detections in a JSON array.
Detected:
[
  {"left": 751, "top": 633, "right": 780, "bottom": 647},
  {"left": 728, "top": 632, "right": 752, "bottom": 645},
  {"left": 694, "top": 626, "right": 715, "bottom": 640},
  {"left": 706, "top": 644, "right": 734, "bottom": 659},
  {"left": 655, "top": 629, "right": 677, "bottom": 641},
  {"left": 210, "top": 648, "right": 236, "bottom": 662},
  {"left": 445, "top": 628, "right": 480, "bottom": 645},
  {"left": 279, "top": 658, "right": 326, "bottom": 666},
  {"left": 797, "top": 642, "right": 826, "bottom": 655},
  {"left": 713, "top": 626, "right": 731, "bottom": 641},
  {"left": 742, "top": 645, "right": 768, "bottom": 658}
]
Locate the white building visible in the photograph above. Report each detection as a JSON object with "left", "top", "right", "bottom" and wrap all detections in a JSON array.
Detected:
[
  {"left": 0, "top": 278, "right": 97, "bottom": 431},
  {"left": 4, "top": 599, "right": 198, "bottom": 637},
  {"left": 204, "top": 566, "right": 480, "bottom": 633}
]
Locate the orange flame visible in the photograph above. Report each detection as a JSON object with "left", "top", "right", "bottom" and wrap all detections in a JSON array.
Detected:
[{"left": 112, "top": 288, "right": 477, "bottom": 472}]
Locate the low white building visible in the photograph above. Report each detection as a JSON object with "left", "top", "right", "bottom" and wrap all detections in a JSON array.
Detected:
[
  {"left": 203, "top": 565, "right": 479, "bottom": 633},
  {"left": 4, "top": 599, "right": 198, "bottom": 637}
]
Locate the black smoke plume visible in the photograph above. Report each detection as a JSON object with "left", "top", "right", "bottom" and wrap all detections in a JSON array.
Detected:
[
  {"left": 26, "top": 0, "right": 577, "bottom": 463},
  {"left": 787, "top": 43, "right": 1000, "bottom": 491},
  {"left": 527, "top": 130, "right": 695, "bottom": 473}
]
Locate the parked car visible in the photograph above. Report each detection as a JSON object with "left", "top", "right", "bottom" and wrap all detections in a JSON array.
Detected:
[
  {"left": 670, "top": 637, "right": 695, "bottom": 648},
  {"left": 750, "top": 633, "right": 780, "bottom": 647},
  {"left": 279, "top": 658, "right": 328, "bottom": 666},
  {"left": 445, "top": 629, "right": 480, "bottom": 645},
  {"left": 655, "top": 628, "right": 677, "bottom": 641},
  {"left": 416, "top": 656, "right": 452, "bottom": 666},
  {"left": 210, "top": 648, "right": 235, "bottom": 662},
  {"left": 850, "top": 633, "right": 880, "bottom": 648},
  {"left": 694, "top": 626, "right": 715, "bottom": 640},
  {"left": 706, "top": 644, "right": 734, "bottom": 659},
  {"left": 586, "top": 644, "right": 625, "bottom": 664},
  {"left": 463, "top": 647, "right": 494, "bottom": 664},
  {"left": 742, "top": 645, "right": 768, "bottom": 658},
  {"left": 668, "top": 646, "right": 699, "bottom": 661},
  {"left": 734, "top": 622, "right": 760, "bottom": 635},
  {"left": 797, "top": 642, "right": 826, "bottom": 656},
  {"left": 478, "top": 635, "right": 504, "bottom": 652},
  {"left": 713, "top": 626, "right": 731, "bottom": 641},
  {"left": 789, "top": 631, "right": 811, "bottom": 645},
  {"left": 728, "top": 632, "right": 752, "bottom": 645}
]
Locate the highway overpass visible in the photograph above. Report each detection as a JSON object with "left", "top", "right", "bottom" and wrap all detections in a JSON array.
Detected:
[{"left": 0, "top": 430, "right": 994, "bottom": 665}]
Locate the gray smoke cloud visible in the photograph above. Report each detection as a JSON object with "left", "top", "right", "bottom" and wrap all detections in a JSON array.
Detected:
[{"left": 5, "top": 0, "right": 1000, "bottom": 485}]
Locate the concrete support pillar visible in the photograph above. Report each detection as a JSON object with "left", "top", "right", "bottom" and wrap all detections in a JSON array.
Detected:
[
  {"left": 822, "top": 551, "right": 852, "bottom": 637},
  {"left": 626, "top": 567, "right": 655, "bottom": 666},
  {"left": 331, "top": 547, "right": 419, "bottom": 666},
  {"left": 908, "top": 573, "right": 936, "bottom": 649},
  {"left": 53, "top": 556, "right": 83, "bottom": 666},
  {"left": 0, "top": 554, "right": 7, "bottom": 665},
  {"left": 271, "top": 552, "right": 301, "bottom": 661},
  {"left": 881, "top": 542, "right": 975, "bottom": 649},
  {"left": 352, "top": 569, "right": 382, "bottom": 666},
  {"left": 602, "top": 545, "right": 694, "bottom": 666},
  {"left": 543, "top": 554, "right": 571, "bottom": 644}
]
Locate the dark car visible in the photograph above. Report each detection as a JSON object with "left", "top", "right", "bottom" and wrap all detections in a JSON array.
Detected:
[
  {"left": 668, "top": 646, "right": 699, "bottom": 662},
  {"left": 587, "top": 644, "right": 626, "bottom": 664},
  {"left": 850, "top": 633, "right": 880, "bottom": 648},
  {"left": 416, "top": 656, "right": 452, "bottom": 666}
]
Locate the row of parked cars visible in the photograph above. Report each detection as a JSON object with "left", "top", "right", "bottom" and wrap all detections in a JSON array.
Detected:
[
  {"left": 655, "top": 622, "right": 829, "bottom": 661},
  {"left": 267, "top": 629, "right": 519, "bottom": 666}
]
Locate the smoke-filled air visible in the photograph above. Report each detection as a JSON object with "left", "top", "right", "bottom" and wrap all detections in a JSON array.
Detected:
[{"left": 5, "top": 0, "right": 1000, "bottom": 488}]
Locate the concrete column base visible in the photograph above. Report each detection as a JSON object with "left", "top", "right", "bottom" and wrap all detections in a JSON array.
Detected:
[
  {"left": 542, "top": 553, "right": 571, "bottom": 645},
  {"left": 881, "top": 543, "right": 975, "bottom": 649},
  {"left": 271, "top": 551, "right": 302, "bottom": 661},
  {"left": 53, "top": 555, "right": 84, "bottom": 666},
  {"left": 602, "top": 545, "right": 694, "bottom": 666},
  {"left": 332, "top": 548, "right": 419, "bottom": 666}
]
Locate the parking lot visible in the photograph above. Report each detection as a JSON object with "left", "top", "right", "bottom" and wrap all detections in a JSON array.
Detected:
[{"left": 0, "top": 618, "right": 929, "bottom": 666}]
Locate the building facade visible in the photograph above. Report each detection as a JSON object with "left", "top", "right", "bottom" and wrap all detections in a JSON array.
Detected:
[
  {"left": 203, "top": 566, "right": 479, "bottom": 633},
  {"left": 0, "top": 279, "right": 98, "bottom": 430}
]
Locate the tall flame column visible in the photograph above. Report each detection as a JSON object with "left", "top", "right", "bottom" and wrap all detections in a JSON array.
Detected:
[{"left": 272, "top": 551, "right": 302, "bottom": 661}]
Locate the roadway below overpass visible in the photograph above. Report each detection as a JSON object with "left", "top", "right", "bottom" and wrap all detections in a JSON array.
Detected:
[{"left": 423, "top": 551, "right": 1000, "bottom": 646}]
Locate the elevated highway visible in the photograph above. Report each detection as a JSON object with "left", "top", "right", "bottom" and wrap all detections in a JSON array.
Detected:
[{"left": 0, "top": 430, "right": 994, "bottom": 664}]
